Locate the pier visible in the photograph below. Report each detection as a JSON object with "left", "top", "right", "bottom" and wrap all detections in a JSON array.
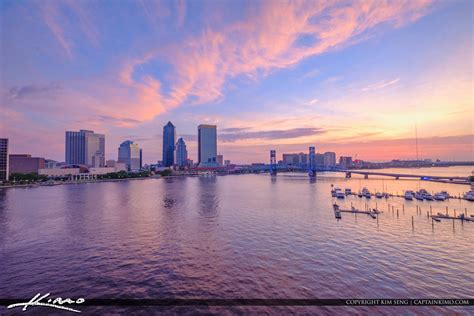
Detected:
[{"left": 333, "top": 204, "right": 377, "bottom": 219}]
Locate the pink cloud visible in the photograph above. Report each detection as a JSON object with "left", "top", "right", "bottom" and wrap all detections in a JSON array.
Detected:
[{"left": 117, "top": 0, "right": 433, "bottom": 122}]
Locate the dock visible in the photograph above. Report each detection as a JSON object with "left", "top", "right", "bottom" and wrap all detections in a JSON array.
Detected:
[
  {"left": 333, "top": 204, "right": 377, "bottom": 219},
  {"left": 431, "top": 213, "right": 474, "bottom": 222}
]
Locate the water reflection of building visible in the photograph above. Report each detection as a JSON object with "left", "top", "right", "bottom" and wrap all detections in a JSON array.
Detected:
[{"left": 198, "top": 176, "right": 219, "bottom": 215}]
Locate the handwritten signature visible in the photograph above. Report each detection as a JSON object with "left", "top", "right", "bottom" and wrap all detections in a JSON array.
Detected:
[{"left": 7, "top": 293, "right": 85, "bottom": 313}]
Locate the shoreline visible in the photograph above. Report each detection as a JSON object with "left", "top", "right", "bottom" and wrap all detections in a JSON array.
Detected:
[{"left": 0, "top": 175, "right": 158, "bottom": 189}]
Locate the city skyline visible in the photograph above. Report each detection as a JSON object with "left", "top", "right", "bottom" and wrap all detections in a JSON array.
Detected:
[{"left": 1, "top": 0, "right": 473, "bottom": 164}]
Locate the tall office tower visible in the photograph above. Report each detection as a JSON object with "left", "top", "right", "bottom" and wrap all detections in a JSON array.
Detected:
[
  {"left": 139, "top": 149, "right": 143, "bottom": 169},
  {"left": 198, "top": 124, "right": 217, "bottom": 167},
  {"left": 162, "top": 121, "right": 176, "bottom": 167},
  {"left": 217, "top": 154, "right": 223, "bottom": 166},
  {"left": 175, "top": 138, "right": 188, "bottom": 167},
  {"left": 324, "top": 152, "right": 337, "bottom": 167},
  {"left": 65, "top": 130, "right": 105, "bottom": 167},
  {"left": 118, "top": 140, "right": 141, "bottom": 171},
  {"left": 0, "top": 138, "right": 9, "bottom": 181}
]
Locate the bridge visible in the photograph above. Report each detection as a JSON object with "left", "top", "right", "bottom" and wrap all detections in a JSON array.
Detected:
[{"left": 335, "top": 170, "right": 467, "bottom": 181}]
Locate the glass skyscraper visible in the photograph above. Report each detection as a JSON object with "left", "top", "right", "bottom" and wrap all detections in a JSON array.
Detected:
[
  {"left": 162, "top": 121, "right": 176, "bottom": 167},
  {"left": 175, "top": 138, "right": 188, "bottom": 167},
  {"left": 0, "top": 138, "right": 9, "bottom": 181},
  {"left": 65, "top": 130, "right": 105, "bottom": 167},
  {"left": 118, "top": 140, "right": 141, "bottom": 171},
  {"left": 198, "top": 124, "right": 218, "bottom": 167}
]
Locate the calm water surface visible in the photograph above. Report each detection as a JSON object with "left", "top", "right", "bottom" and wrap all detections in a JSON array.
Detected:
[{"left": 0, "top": 167, "right": 473, "bottom": 314}]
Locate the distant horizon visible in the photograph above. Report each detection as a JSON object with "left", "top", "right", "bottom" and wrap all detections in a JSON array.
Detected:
[
  {"left": 1, "top": 0, "right": 473, "bottom": 164},
  {"left": 3, "top": 130, "right": 474, "bottom": 166}
]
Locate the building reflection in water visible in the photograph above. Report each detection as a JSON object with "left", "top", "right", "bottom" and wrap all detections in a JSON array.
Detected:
[{"left": 197, "top": 176, "right": 219, "bottom": 217}]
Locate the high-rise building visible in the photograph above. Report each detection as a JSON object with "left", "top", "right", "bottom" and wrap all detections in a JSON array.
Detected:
[
  {"left": 198, "top": 124, "right": 218, "bottom": 167},
  {"left": 139, "top": 149, "right": 143, "bottom": 169},
  {"left": 9, "top": 154, "right": 45, "bottom": 174},
  {"left": 315, "top": 153, "right": 324, "bottom": 166},
  {"left": 175, "top": 138, "right": 188, "bottom": 167},
  {"left": 282, "top": 153, "right": 308, "bottom": 166},
  {"left": 0, "top": 138, "right": 8, "bottom": 181},
  {"left": 323, "top": 152, "right": 336, "bottom": 167},
  {"left": 339, "top": 156, "right": 353, "bottom": 168},
  {"left": 162, "top": 121, "right": 176, "bottom": 167},
  {"left": 118, "top": 140, "right": 141, "bottom": 171},
  {"left": 65, "top": 130, "right": 105, "bottom": 167},
  {"left": 217, "top": 154, "right": 223, "bottom": 166}
]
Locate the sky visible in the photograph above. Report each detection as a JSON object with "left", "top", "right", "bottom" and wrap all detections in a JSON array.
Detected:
[{"left": 1, "top": 0, "right": 473, "bottom": 164}]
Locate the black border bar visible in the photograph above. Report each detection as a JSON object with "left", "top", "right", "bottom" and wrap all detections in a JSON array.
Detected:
[{"left": 1, "top": 299, "right": 473, "bottom": 307}]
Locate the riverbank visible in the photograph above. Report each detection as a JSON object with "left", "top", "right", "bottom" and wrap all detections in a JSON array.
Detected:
[{"left": 0, "top": 175, "right": 159, "bottom": 189}]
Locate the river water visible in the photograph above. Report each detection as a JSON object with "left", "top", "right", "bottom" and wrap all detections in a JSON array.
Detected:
[{"left": 0, "top": 167, "right": 473, "bottom": 314}]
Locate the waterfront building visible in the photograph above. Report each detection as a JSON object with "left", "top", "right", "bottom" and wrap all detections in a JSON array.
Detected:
[
  {"left": 0, "top": 138, "right": 8, "bottom": 181},
  {"left": 339, "top": 156, "right": 353, "bottom": 168},
  {"left": 224, "top": 160, "right": 231, "bottom": 166},
  {"left": 175, "top": 138, "right": 188, "bottom": 167},
  {"left": 162, "top": 121, "right": 176, "bottom": 167},
  {"left": 65, "top": 130, "right": 105, "bottom": 167},
  {"left": 118, "top": 140, "right": 141, "bottom": 171},
  {"left": 187, "top": 159, "right": 194, "bottom": 168},
  {"left": 323, "top": 152, "right": 337, "bottom": 167},
  {"left": 217, "top": 154, "right": 223, "bottom": 166},
  {"left": 198, "top": 124, "right": 218, "bottom": 167},
  {"left": 106, "top": 160, "right": 116, "bottom": 167},
  {"left": 39, "top": 167, "right": 80, "bottom": 177},
  {"left": 282, "top": 152, "right": 308, "bottom": 166},
  {"left": 315, "top": 153, "right": 324, "bottom": 166},
  {"left": 44, "top": 159, "right": 63, "bottom": 169},
  {"left": 9, "top": 154, "right": 45, "bottom": 174}
]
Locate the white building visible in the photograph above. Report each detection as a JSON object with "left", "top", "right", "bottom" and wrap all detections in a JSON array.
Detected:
[{"left": 323, "top": 152, "right": 336, "bottom": 167}]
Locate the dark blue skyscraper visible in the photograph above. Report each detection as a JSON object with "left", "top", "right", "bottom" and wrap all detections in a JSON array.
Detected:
[{"left": 162, "top": 121, "right": 176, "bottom": 167}]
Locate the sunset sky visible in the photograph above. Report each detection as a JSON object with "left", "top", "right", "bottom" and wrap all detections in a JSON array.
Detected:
[{"left": 1, "top": 0, "right": 472, "bottom": 164}]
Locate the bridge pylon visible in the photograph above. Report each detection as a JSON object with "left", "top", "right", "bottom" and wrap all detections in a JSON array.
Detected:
[
  {"left": 270, "top": 150, "right": 277, "bottom": 175},
  {"left": 308, "top": 146, "right": 316, "bottom": 177}
]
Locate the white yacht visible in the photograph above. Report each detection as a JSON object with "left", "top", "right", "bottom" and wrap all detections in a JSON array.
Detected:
[
  {"left": 463, "top": 190, "right": 474, "bottom": 202},
  {"left": 335, "top": 188, "right": 345, "bottom": 199},
  {"left": 362, "top": 188, "right": 371, "bottom": 199},
  {"left": 434, "top": 193, "right": 446, "bottom": 201},
  {"left": 404, "top": 191, "right": 414, "bottom": 200}
]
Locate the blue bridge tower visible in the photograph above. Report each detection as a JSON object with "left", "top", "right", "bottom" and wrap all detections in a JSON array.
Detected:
[
  {"left": 308, "top": 146, "right": 316, "bottom": 177},
  {"left": 270, "top": 150, "right": 277, "bottom": 175}
]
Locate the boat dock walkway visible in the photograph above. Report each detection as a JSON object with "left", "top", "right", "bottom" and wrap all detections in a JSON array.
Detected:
[
  {"left": 333, "top": 204, "right": 377, "bottom": 219},
  {"left": 431, "top": 214, "right": 474, "bottom": 222}
]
